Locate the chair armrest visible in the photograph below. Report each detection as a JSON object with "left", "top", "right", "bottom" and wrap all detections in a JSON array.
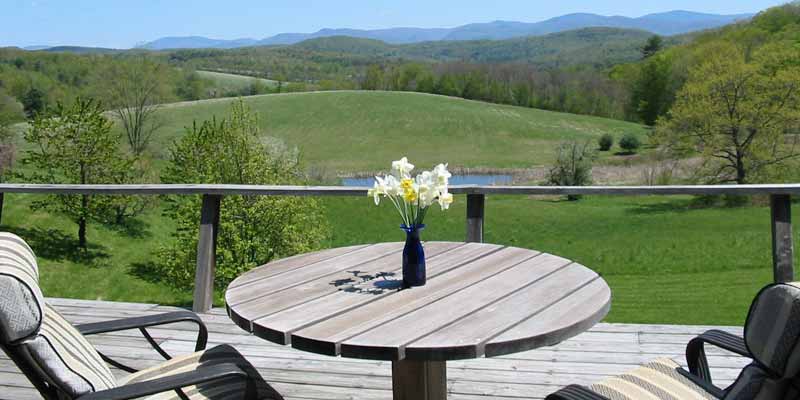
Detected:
[
  {"left": 76, "top": 311, "right": 208, "bottom": 372},
  {"left": 686, "top": 329, "right": 750, "bottom": 385},
  {"left": 76, "top": 363, "right": 255, "bottom": 400},
  {"left": 546, "top": 385, "right": 609, "bottom": 400},
  {"left": 77, "top": 311, "right": 207, "bottom": 338}
]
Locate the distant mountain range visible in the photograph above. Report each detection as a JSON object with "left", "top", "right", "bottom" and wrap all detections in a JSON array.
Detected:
[{"left": 137, "top": 10, "right": 753, "bottom": 50}]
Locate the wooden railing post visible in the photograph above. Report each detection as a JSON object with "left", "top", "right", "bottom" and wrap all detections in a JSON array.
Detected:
[
  {"left": 466, "top": 194, "right": 485, "bottom": 243},
  {"left": 193, "top": 194, "right": 222, "bottom": 313},
  {"left": 770, "top": 194, "right": 794, "bottom": 283},
  {"left": 0, "top": 192, "right": 5, "bottom": 226}
]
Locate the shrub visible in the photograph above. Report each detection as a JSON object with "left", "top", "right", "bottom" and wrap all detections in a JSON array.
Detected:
[
  {"left": 619, "top": 133, "right": 641, "bottom": 153},
  {"left": 546, "top": 141, "right": 594, "bottom": 201},
  {"left": 598, "top": 134, "right": 613, "bottom": 151},
  {"left": 155, "top": 100, "right": 329, "bottom": 289}
]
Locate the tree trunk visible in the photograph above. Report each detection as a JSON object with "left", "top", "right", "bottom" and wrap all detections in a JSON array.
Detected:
[
  {"left": 736, "top": 155, "right": 746, "bottom": 184},
  {"left": 79, "top": 193, "right": 88, "bottom": 249},
  {"left": 78, "top": 216, "right": 87, "bottom": 249}
]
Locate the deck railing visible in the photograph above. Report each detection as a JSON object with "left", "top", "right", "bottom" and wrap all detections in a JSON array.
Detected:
[{"left": 0, "top": 183, "right": 795, "bottom": 312}]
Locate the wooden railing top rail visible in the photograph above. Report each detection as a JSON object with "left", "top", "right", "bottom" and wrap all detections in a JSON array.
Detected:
[{"left": 2, "top": 183, "right": 800, "bottom": 196}]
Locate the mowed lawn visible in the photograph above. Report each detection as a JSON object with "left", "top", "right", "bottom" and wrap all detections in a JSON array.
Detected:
[
  {"left": 1, "top": 190, "right": 789, "bottom": 326},
  {"left": 150, "top": 91, "right": 649, "bottom": 172}
]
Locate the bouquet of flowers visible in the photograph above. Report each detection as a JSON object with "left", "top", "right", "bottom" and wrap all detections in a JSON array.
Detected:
[
  {"left": 367, "top": 157, "right": 453, "bottom": 227},
  {"left": 367, "top": 157, "right": 453, "bottom": 288}
]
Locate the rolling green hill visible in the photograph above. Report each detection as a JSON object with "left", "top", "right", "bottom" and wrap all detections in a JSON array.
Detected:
[{"left": 149, "top": 90, "right": 648, "bottom": 172}]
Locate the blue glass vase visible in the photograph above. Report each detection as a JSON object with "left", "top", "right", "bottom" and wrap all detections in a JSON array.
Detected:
[{"left": 401, "top": 224, "right": 426, "bottom": 288}]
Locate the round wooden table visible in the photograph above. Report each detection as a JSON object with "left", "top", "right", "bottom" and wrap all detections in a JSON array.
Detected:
[{"left": 226, "top": 242, "right": 611, "bottom": 400}]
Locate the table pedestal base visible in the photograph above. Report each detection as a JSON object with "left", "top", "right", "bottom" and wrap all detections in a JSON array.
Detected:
[{"left": 391, "top": 360, "right": 447, "bottom": 400}]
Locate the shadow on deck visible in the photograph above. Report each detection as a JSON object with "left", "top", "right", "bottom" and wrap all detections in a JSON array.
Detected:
[{"left": 0, "top": 298, "right": 748, "bottom": 400}]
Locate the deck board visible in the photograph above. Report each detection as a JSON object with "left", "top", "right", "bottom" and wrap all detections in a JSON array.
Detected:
[{"left": 0, "top": 298, "right": 748, "bottom": 400}]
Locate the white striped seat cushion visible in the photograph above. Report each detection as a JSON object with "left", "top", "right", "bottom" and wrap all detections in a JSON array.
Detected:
[
  {"left": 0, "top": 232, "right": 44, "bottom": 344},
  {"left": 589, "top": 358, "right": 717, "bottom": 400},
  {"left": 119, "top": 344, "right": 283, "bottom": 400},
  {"left": 24, "top": 304, "right": 117, "bottom": 396}
]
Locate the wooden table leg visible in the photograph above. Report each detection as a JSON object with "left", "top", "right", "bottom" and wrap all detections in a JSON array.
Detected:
[{"left": 392, "top": 359, "right": 447, "bottom": 400}]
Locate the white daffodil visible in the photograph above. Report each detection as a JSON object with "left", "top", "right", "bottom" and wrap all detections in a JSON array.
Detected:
[
  {"left": 432, "top": 163, "right": 452, "bottom": 187},
  {"left": 415, "top": 171, "right": 437, "bottom": 207},
  {"left": 374, "top": 176, "right": 388, "bottom": 194},
  {"left": 367, "top": 188, "right": 380, "bottom": 205},
  {"left": 384, "top": 175, "right": 403, "bottom": 196},
  {"left": 438, "top": 190, "right": 454, "bottom": 210},
  {"left": 392, "top": 157, "right": 415, "bottom": 178}
]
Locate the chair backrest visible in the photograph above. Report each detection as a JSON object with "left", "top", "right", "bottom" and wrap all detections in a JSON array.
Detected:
[
  {"left": 723, "top": 282, "right": 800, "bottom": 399},
  {"left": 0, "top": 232, "right": 116, "bottom": 399}
]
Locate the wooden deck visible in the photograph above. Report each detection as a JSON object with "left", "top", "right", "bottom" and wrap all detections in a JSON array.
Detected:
[{"left": 0, "top": 298, "right": 749, "bottom": 400}]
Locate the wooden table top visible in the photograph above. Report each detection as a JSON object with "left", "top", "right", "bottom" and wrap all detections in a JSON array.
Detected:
[{"left": 226, "top": 242, "right": 611, "bottom": 361}]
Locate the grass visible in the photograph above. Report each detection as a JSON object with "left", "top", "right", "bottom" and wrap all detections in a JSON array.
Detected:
[
  {"left": 3, "top": 189, "right": 789, "bottom": 326},
  {"left": 1, "top": 194, "right": 192, "bottom": 306},
  {"left": 196, "top": 70, "right": 278, "bottom": 93},
  {"left": 148, "top": 91, "right": 650, "bottom": 172}
]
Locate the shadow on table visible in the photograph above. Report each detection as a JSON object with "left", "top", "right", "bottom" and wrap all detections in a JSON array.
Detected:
[{"left": 330, "top": 270, "right": 402, "bottom": 295}]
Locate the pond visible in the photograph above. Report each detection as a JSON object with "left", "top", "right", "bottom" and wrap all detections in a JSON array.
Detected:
[{"left": 341, "top": 174, "right": 514, "bottom": 187}]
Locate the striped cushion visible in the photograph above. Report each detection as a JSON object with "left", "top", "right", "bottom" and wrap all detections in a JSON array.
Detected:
[
  {"left": 22, "top": 304, "right": 116, "bottom": 397},
  {"left": 0, "top": 232, "right": 44, "bottom": 343},
  {"left": 744, "top": 282, "right": 800, "bottom": 378},
  {"left": 120, "top": 344, "right": 283, "bottom": 400},
  {"left": 589, "top": 358, "right": 716, "bottom": 400}
]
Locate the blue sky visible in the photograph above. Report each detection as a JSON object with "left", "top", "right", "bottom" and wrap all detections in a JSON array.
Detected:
[{"left": 1, "top": 0, "right": 787, "bottom": 48}]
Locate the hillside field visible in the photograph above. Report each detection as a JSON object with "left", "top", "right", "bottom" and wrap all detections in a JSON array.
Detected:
[{"left": 150, "top": 91, "right": 649, "bottom": 173}]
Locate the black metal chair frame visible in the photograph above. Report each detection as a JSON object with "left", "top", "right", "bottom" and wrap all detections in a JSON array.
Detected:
[
  {"left": 546, "top": 329, "right": 751, "bottom": 400},
  {"left": 76, "top": 311, "right": 209, "bottom": 373},
  {"left": 2, "top": 310, "right": 260, "bottom": 400}
]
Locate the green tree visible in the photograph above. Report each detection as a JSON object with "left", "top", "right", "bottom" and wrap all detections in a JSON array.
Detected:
[
  {"left": 641, "top": 35, "right": 664, "bottom": 59},
  {"left": 176, "top": 71, "right": 211, "bottom": 100},
  {"left": 416, "top": 72, "right": 436, "bottom": 93},
  {"left": 103, "top": 58, "right": 171, "bottom": 156},
  {"left": 655, "top": 43, "right": 800, "bottom": 184},
  {"left": 21, "top": 87, "right": 45, "bottom": 117},
  {"left": 434, "top": 74, "right": 460, "bottom": 97},
  {"left": 631, "top": 55, "right": 672, "bottom": 126},
  {"left": 22, "top": 98, "right": 130, "bottom": 248},
  {"left": 156, "top": 100, "right": 329, "bottom": 289},
  {"left": 546, "top": 141, "right": 595, "bottom": 201},
  {"left": 0, "top": 90, "right": 22, "bottom": 181}
]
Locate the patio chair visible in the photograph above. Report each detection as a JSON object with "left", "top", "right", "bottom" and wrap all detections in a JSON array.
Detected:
[
  {"left": 0, "top": 232, "right": 283, "bottom": 400},
  {"left": 547, "top": 281, "right": 800, "bottom": 399}
]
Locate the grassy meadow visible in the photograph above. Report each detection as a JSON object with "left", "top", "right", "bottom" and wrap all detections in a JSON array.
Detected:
[
  {"left": 4, "top": 91, "right": 788, "bottom": 326},
  {"left": 150, "top": 91, "right": 649, "bottom": 172}
]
